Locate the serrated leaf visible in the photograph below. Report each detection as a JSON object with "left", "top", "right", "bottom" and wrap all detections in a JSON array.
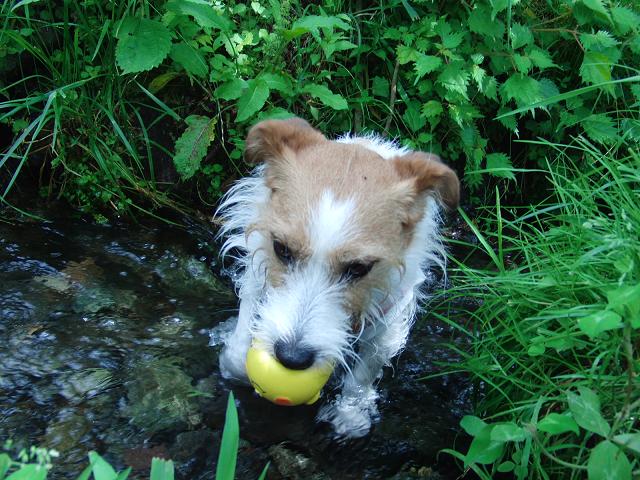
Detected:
[
  {"left": 258, "top": 73, "right": 292, "bottom": 93},
  {"left": 301, "top": 84, "right": 348, "bottom": 110},
  {"left": 578, "top": 309, "right": 622, "bottom": 338},
  {"left": 582, "top": 113, "right": 618, "bottom": 144},
  {"left": 449, "top": 103, "right": 481, "bottom": 127},
  {"left": 469, "top": 5, "right": 504, "bottom": 39},
  {"left": 403, "top": 101, "right": 426, "bottom": 132},
  {"left": 150, "top": 458, "right": 174, "bottom": 480},
  {"left": 500, "top": 74, "right": 541, "bottom": 108},
  {"left": 539, "top": 78, "right": 560, "bottom": 101},
  {"left": 581, "top": 31, "right": 620, "bottom": 51},
  {"left": 465, "top": 425, "right": 505, "bottom": 466},
  {"left": 581, "top": 0, "right": 610, "bottom": 19},
  {"left": 460, "top": 415, "right": 487, "bottom": 436},
  {"left": 491, "top": 423, "right": 527, "bottom": 442},
  {"left": 471, "top": 65, "right": 486, "bottom": 87},
  {"left": 486, "top": 153, "right": 515, "bottom": 180},
  {"left": 116, "top": 18, "right": 171, "bottom": 74},
  {"left": 510, "top": 23, "right": 533, "bottom": 49},
  {"left": 170, "top": 42, "right": 208, "bottom": 78},
  {"left": 215, "top": 79, "right": 247, "bottom": 101},
  {"left": 236, "top": 79, "right": 270, "bottom": 121},
  {"left": 166, "top": 1, "right": 233, "bottom": 31},
  {"left": 437, "top": 22, "right": 465, "bottom": 49},
  {"left": 513, "top": 54, "right": 532, "bottom": 74},
  {"left": 285, "top": 15, "right": 350, "bottom": 39},
  {"left": 422, "top": 100, "right": 443, "bottom": 118},
  {"left": 437, "top": 62, "right": 470, "bottom": 99},
  {"left": 611, "top": 6, "right": 639, "bottom": 35},
  {"left": 538, "top": 413, "right": 580, "bottom": 436},
  {"left": 580, "top": 51, "right": 613, "bottom": 92},
  {"left": 480, "top": 76, "right": 498, "bottom": 100},
  {"left": 414, "top": 54, "right": 442, "bottom": 81},
  {"left": 528, "top": 47, "right": 556, "bottom": 70},
  {"left": 397, "top": 45, "right": 418, "bottom": 65},
  {"left": 567, "top": 387, "right": 611, "bottom": 436},
  {"left": 588, "top": 441, "right": 631, "bottom": 480},
  {"left": 173, "top": 115, "right": 216, "bottom": 180},
  {"left": 613, "top": 433, "right": 640, "bottom": 455}
]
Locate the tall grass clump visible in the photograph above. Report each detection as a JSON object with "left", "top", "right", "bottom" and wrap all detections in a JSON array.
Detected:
[{"left": 439, "top": 137, "right": 640, "bottom": 478}]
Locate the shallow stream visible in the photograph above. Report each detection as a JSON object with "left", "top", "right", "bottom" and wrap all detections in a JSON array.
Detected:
[{"left": 0, "top": 212, "right": 472, "bottom": 479}]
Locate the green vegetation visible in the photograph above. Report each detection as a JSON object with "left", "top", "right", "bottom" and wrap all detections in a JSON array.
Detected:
[
  {"left": 0, "top": 393, "right": 268, "bottom": 480},
  {"left": 1, "top": 0, "right": 639, "bottom": 478}
]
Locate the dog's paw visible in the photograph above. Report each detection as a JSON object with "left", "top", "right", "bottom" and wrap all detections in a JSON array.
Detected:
[
  {"left": 317, "top": 389, "right": 379, "bottom": 439},
  {"left": 219, "top": 344, "right": 250, "bottom": 384}
]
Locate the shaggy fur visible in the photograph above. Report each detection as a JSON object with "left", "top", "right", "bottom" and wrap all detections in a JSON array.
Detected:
[{"left": 215, "top": 118, "right": 459, "bottom": 438}]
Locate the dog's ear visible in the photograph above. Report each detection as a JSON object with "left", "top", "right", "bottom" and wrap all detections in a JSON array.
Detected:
[
  {"left": 392, "top": 151, "right": 460, "bottom": 212},
  {"left": 244, "top": 118, "right": 326, "bottom": 165}
]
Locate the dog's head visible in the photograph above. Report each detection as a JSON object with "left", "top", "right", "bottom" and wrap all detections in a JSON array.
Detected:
[{"left": 229, "top": 118, "right": 458, "bottom": 372}]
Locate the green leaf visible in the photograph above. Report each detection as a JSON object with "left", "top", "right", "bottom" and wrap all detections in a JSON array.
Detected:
[
  {"left": 116, "top": 467, "right": 131, "bottom": 480},
  {"left": 510, "top": 23, "right": 533, "bottom": 49},
  {"left": 582, "top": 114, "right": 618, "bottom": 144},
  {"left": 527, "top": 47, "right": 556, "bottom": 70},
  {"left": 611, "top": 7, "right": 639, "bottom": 35},
  {"left": 537, "top": 413, "right": 580, "bottom": 436},
  {"left": 397, "top": 45, "right": 418, "bottom": 65},
  {"left": 437, "top": 22, "right": 465, "bottom": 49},
  {"left": 236, "top": 79, "right": 270, "bottom": 122},
  {"left": 469, "top": 5, "right": 504, "bottom": 39},
  {"left": 500, "top": 74, "right": 541, "bottom": 109},
  {"left": 150, "top": 458, "right": 174, "bottom": 480},
  {"left": 437, "top": 62, "right": 470, "bottom": 99},
  {"left": 285, "top": 15, "right": 350, "bottom": 39},
  {"left": 607, "top": 284, "right": 640, "bottom": 320},
  {"left": 116, "top": 18, "right": 172, "bottom": 74},
  {"left": 170, "top": 42, "right": 208, "bottom": 78},
  {"left": 581, "top": 31, "right": 620, "bottom": 51},
  {"left": 372, "top": 76, "right": 389, "bottom": 98},
  {"left": 148, "top": 72, "right": 179, "bottom": 94},
  {"left": 166, "top": 1, "right": 233, "bottom": 31},
  {"left": 301, "top": 84, "right": 348, "bottom": 110},
  {"left": 173, "top": 115, "right": 216, "bottom": 180},
  {"left": 6, "top": 465, "right": 47, "bottom": 480},
  {"left": 580, "top": 0, "right": 610, "bottom": 19},
  {"left": 0, "top": 453, "right": 10, "bottom": 478},
  {"left": 465, "top": 425, "right": 505, "bottom": 466},
  {"left": 403, "top": 101, "right": 426, "bottom": 132},
  {"left": 422, "top": 100, "right": 443, "bottom": 118},
  {"left": 88, "top": 451, "right": 118, "bottom": 480},
  {"left": 580, "top": 51, "right": 613, "bottom": 93},
  {"left": 414, "top": 54, "right": 442, "bottom": 81},
  {"left": 486, "top": 153, "right": 515, "bottom": 180},
  {"left": 498, "top": 461, "right": 515, "bottom": 473},
  {"left": 258, "top": 73, "right": 292, "bottom": 94},
  {"left": 491, "top": 423, "right": 528, "bottom": 442},
  {"left": 216, "top": 392, "right": 239, "bottom": 480},
  {"left": 567, "top": 387, "right": 611, "bottom": 436},
  {"left": 578, "top": 309, "right": 622, "bottom": 338},
  {"left": 215, "top": 79, "right": 247, "bottom": 101},
  {"left": 587, "top": 440, "right": 631, "bottom": 480},
  {"left": 513, "top": 54, "right": 532, "bottom": 74},
  {"left": 613, "top": 433, "right": 640, "bottom": 455},
  {"left": 460, "top": 415, "right": 487, "bottom": 436}
]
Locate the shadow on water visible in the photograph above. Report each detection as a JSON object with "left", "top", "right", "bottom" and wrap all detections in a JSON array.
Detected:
[{"left": 0, "top": 212, "right": 473, "bottom": 479}]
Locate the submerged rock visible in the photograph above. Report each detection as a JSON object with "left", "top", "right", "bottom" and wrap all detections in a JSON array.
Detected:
[{"left": 268, "top": 444, "right": 329, "bottom": 480}]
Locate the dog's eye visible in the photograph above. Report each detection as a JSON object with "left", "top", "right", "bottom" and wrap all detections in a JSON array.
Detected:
[
  {"left": 273, "top": 240, "right": 294, "bottom": 264},
  {"left": 341, "top": 261, "right": 374, "bottom": 282}
]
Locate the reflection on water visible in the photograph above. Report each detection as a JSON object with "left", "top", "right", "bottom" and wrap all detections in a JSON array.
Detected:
[{"left": 0, "top": 213, "right": 471, "bottom": 479}]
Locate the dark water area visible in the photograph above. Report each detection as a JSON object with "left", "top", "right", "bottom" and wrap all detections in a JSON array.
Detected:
[{"left": 0, "top": 211, "right": 473, "bottom": 479}]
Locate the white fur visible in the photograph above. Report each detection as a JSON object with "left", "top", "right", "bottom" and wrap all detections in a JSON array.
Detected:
[{"left": 215, "top": 134, "right": 446, "bottom": 438}]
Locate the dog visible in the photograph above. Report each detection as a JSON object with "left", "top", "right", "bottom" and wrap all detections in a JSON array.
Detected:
[{"left": 215, "top": 117, "right": 459, "bottom": 438}]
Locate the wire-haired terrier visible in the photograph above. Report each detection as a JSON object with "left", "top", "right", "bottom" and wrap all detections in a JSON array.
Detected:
[{"left": 216, "top": 117, "right": 459, "bottom": 438}]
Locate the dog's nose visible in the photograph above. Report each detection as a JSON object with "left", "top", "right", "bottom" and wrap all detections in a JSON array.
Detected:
[{"left": 274, "top": 339, "right": 316, "bottom": 370}]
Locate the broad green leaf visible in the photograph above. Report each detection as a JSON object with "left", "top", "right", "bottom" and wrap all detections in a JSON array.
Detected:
[
  {"left": 460, "top": 415, "right": 487, "bottom": 436},
  {"left": 88, "top": 451, "right": 118, "bottom": 480},
  {"left": 449, "top": 103, "right": 481, "bottom": 127},
  {"left": 400, "top": 0, "right": 419, "bottom": 20},
  {"left": 166, "top": 1, "right": 233, "bottom": 31},
  {"left": 577, "top": 309, "right": 622, "bottom": 338},
  {"left": 215, "top": 79, "right": 247, "bottom": 101},
  {"left": 581, "top": 0, "right": 610, "bottom": 19},
  {"left": 236, "top": 79, "right": 270, "bottom": 121},
  {"left": 471, "top": 65, "right": 486, "bottom": 87},
  {"left": 607, "top": 284, "right": 640, "bottom": 320},
  {"left": 436, "top": 22, "right": 465, "bottom": 49},
  {"left": 611, "top": 6, "right": 639, "bottom": 35},
  {"left": 150, "top": 458, "right": 174, "bottom": 480},
  {"left": 464, "top": 425, "right": 505, "bottom": 466},
  {"left": 285, "top": 15, "right": 350, "bottom": 39},
  {"left": 613, "top": 433, "right": 640, "bottom": 455},
  {"left": 527, "top": 47, "right": 556, "bottom": 70},
  {"left": 537, "top": 413, "right": 579, "bottom": 436},
  {"left": 6, "top": 465, "right": 47, "bottom": 480},
  {"left": 372, "top": 76, "right": 389, "bottom": 97},
  {"left": 498, "top": 461, "right": 515, "bottom": 473},
  {"left": 500, "top": 74, "right": 541, "bottom": 108},
  {"left": 256, "top": 108, "right": 295, "bottom": 121},
  {"left": 148, "top": 72, "right": 179, "bottom": 94},
  {"left": 116, "top": 18, "right": 171, "bottom": 74},
  {"left": 216, "top": 392, "right": 239, "bottom": 480},
  {"left": 414, "top": 54, "right": 442, "bottom": 81},
  {"left": 301, "top": 84, "right": 348, "bottom": 110},
  {"left": 469, "top": 5, "right": 504, "bottom": 39},
  {"left": 587, "top": 440, "right": 631, "bottom": 480},
  {"left": 480, "top": 76, "right": 498, "bottom": 100},
  {"left": 403, "top": 101, "right": 426, "bottom": 132},
  {"left": 491, "top": 423, "right": 528, "bottom": 442},
  {"left": 173, "top": 115, "right": 216, "bottom": 180},
  {"left": 539, "top": 78, "right": 560, "bottom": 101},
  {"left": 581, "top": 31, "right": 620, "bottom": 50},
  {"left": 397, "top": 45, "right": 418, "bottom": 65},
  {"left": 513, "top": 54, "right": 532, "bottom": 74},
  {"left": 170, "top": 42, "right": 208, "bottom": 78},
  {"left": 486, "top": 153, "right": 515, "bottom": 180},
  {"left": 437, "top": 62, "right": 470, "bottom": 99},
  {"left": 422, "top": 100, "right": 443, "bottom": 118},
  {"left": 582, "top": 114, "right": 618, "bottom": 144},
  {"left": 0, "top": 453, "right": 10, "bottom": 478},
  {"left": 580, "top": 51, "right": 613, "bottom": 92},
  {"left": 567, "top": 387, "right": 611, "bottom": 436},
  {"left": 258, "top": 73, "right": 292, "bottom": 94},
  {"left": 510, "top": 23, "right": 533, "bottom": 49}
]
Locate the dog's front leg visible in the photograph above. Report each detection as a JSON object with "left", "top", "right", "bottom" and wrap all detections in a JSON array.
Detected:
[{"left": 219, "top": 297, "right": 253, "bottom": 383}]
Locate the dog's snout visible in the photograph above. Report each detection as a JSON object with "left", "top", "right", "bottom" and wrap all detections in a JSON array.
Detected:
[{"left": 274, "top": 339, "right": 316, "bottom": 370}]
